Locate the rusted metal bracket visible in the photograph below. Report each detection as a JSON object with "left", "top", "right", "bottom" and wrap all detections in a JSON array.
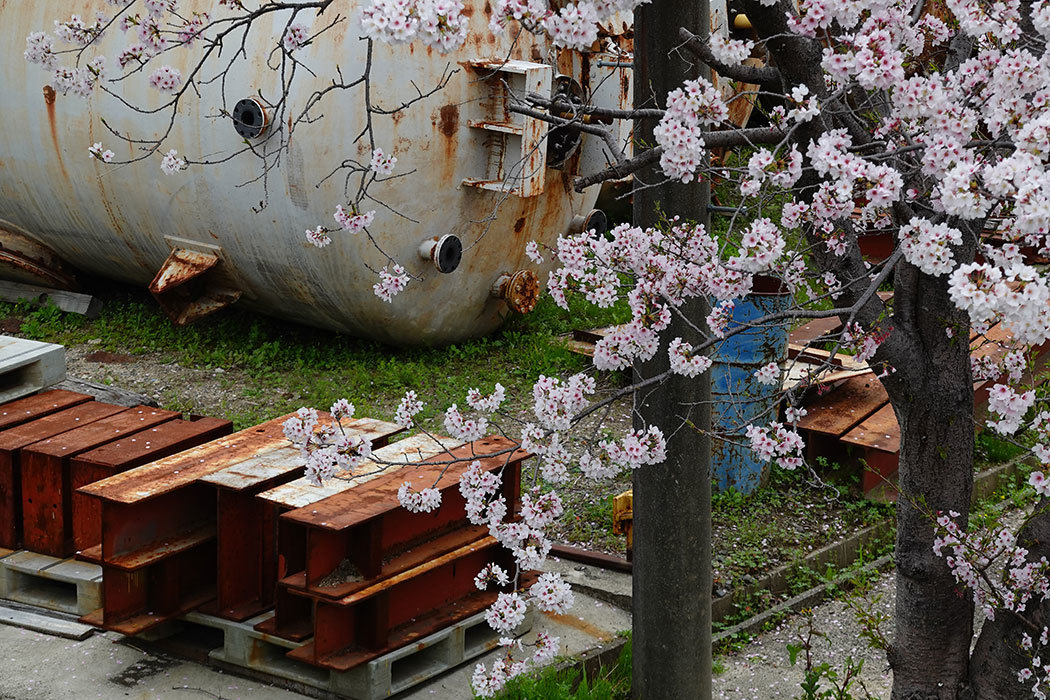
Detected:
[
  {"left": 461, "top": 60, "right": 551, "bottom": 198},
  {"left": 0, "top": 220, "right": 79, "bottom": 291},
  {"left": 149, "top": 239, "right": 243, "bottom": 325}
]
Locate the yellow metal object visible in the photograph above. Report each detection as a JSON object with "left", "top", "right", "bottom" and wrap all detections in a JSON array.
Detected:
[
  {"left": 612, "top": 489, "right": 634, "bottom": 559},
  {"left": 734, "top": 13, "right": 753, "bottom": 29}
]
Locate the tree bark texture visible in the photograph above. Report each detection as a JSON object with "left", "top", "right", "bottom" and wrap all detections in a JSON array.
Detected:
[
  {"left": 631, "top": 1, "right": 713, "bottom": 699},
  {"left": 881, "top": 267, "right": 976, "bottom": 700},
  {"left": 737, "top": 2, "right": 981, "bottom": 694}
]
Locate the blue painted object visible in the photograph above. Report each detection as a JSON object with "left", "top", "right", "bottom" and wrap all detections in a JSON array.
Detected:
[{"left": 710, "top": 276, "right": 792, "bottom": 494}]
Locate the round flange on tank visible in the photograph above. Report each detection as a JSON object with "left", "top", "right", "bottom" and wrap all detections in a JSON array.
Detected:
[{"left": 232, "top": 98, "right": 269, "bottom": 139}]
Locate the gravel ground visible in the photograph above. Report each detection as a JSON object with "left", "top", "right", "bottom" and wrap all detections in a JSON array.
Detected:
[
  {"left": 65, "top": 342, "right": 263, "bottom": 419},
  {"left": 715, "top": 572, "right": 894, "bottom": 699},
  {"left": 715, "top": 507, "right": 1032, "bottom": 699}
]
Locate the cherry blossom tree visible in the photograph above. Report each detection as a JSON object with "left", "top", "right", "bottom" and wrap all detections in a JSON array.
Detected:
[{"left": 22, "top": 0, "right": 1050, "bottom": 697}]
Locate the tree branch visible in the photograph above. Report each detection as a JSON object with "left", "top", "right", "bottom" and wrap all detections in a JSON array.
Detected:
[
  {"left": 573, "top": 126, "right": 786, "bottom": 191},
  {"left": 679, "top": 27, "right": 782, "bottom": 84}
]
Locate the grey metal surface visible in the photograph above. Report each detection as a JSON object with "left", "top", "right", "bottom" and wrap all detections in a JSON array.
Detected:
[{"left": 0, "top": 1, "right": 617, "bottom": 345}]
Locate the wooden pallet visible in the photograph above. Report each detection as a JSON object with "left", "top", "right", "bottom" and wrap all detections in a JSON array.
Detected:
[{"left": 0, "top": 548, "right": 101, "bottom": 615}]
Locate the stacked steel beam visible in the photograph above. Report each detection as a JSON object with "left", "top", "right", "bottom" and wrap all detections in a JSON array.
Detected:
[
  {"left": 270, "top": 436, "right": 528, "bottom": 670},
  {"left": 0, "top": 391, "right": 532, "bottom": 682}
]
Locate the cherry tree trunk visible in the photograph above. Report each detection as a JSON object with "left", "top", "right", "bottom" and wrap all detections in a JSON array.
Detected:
[
  {"left": 881, "top": 269, "right": 976, "bottom": 699},
  {"left": 631, "top": 1, "right": 713, "bottom": 698},
  {"left": 963, "top": 501, "right": 1050, "bottom": 699}
]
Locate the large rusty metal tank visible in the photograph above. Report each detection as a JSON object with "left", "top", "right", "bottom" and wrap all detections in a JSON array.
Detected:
[{"left": 0, "top": 1, "right": 632, "bottom": 345}]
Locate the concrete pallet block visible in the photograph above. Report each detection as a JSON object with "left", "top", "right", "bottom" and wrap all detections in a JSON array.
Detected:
[
  {"left": 183, "top": 607, "right": 535, "bottom": 700},
  {"left": 0, "top": 337, "right": 65, "bottom": 404},
  {"left": 0, "top": 549, "right": 101, "bottom": 615}
]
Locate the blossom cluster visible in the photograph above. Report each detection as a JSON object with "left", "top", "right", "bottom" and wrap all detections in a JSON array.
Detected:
[
  {"left": 933, "top": 511, "right": 1050, "bottom": 629},
  {"left": 373, "top": 264, "right": 409, "bottom": 302},
  {"left": 369, "top": 148, "right": 397, "bottom": 176},
  {"left": 653, "top": 78, "right": 730, "bottom": 182},
  {"left": 360, "top": 0, "right": 470, "bottom": 53},
  {"left": 746, "top": 421, "right": 805, "bottom": 470},
  {"left": 282, "top": 23, "right": 310, "bottom": 52},
  {"left": 282, "top": 403, "right": 374, "bottom": 486},
  {"left": 986, "top": 383, "right": 1036, "bottom": 435}
]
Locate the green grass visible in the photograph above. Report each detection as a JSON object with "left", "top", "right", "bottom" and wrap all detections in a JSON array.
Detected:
[
  {"left": 1, "top": 284, "right": 630, "bottom": 429},
  {"left": 487, "top": 633, "right": 632, "bottom": 700},
  {"left": 974, "top": 431, "right": 1028, "bottom": 468}
]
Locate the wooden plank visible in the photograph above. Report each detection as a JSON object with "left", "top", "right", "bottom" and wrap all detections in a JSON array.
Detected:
[
  {"left": 798, "top": 375, "right": 889, "bottom": 438},
  {"left": 49, "top": 377, "right": 158, "bottom": 408},
  {"left": 572, "top": 327, "right": 617, "bottom": 344},
  {"left": 788, "top": 344, "right": 869, "bottom": 370},
  {"left": 788, "top": 317, "right": 842, "bottom": 346},
  {"left": 0, "top": 281, "right": 101, "bottom": 318},
  {"left": 970, "top": 322, "right": 1015, "bottom": 366},
  {"left": 841, "top": 404, "right": 900, "bottom": 453},
  {"left": 256, "top": 433, "right": 464, "bottom": 510},
  {"left": 77, "top": 414, "right": 294, "bottom": 504},
  {"left": 201, "top": 417, "right": 403, "bottom": 492},
  {"left": 0, "top": 603, "right": 96, "bottom": 640}
]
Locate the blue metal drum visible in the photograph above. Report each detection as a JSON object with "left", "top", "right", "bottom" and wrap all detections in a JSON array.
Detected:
[{"left": 710, "top": 276, "right": 792, "bottom": 494}]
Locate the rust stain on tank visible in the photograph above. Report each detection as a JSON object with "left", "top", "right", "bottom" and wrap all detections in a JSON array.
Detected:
[
  {"left": 43, "top": 85, "right": 68, "bottom": 182},
  {"left": 438, "top": 104, "right": 459, "bottom": 137},
  {"left": 513, "top": 216, "right": 526, "bottom": 234},
  {"left": 484, "top": 0, "right": 492, "bottom": 14}
]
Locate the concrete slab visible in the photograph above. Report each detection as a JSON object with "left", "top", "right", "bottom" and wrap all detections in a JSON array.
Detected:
[
  {"left": 2, "top": 551, "right": 59, "bottom": 575},
  {"left": 401, "top": 590, "right": 632, "bottom": 699},
  {"left": 0, "top": 550, "right": 102, "bottom": 615},
  {"left": 0, "top": 603, "right": 94, "bottom": 640},
  {"left": 543, "top": 556, "right": 632, "bottom": 610},
  {"left": 0, "top": 337, "right": 65, "bottom": 404},
  {"left": 0, "top": 623, "right": 307, "bottom": 699},
  {"left": 44, "top": 560, "right": 103, "bottom": 583}
]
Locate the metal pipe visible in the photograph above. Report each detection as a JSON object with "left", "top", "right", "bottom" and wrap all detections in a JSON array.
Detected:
[
  {"left": 490, "top": 270, "right": 539, "bottom": 314},
  {"left": 417, "top": 234, "right": 462, "bottom": 274}
]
